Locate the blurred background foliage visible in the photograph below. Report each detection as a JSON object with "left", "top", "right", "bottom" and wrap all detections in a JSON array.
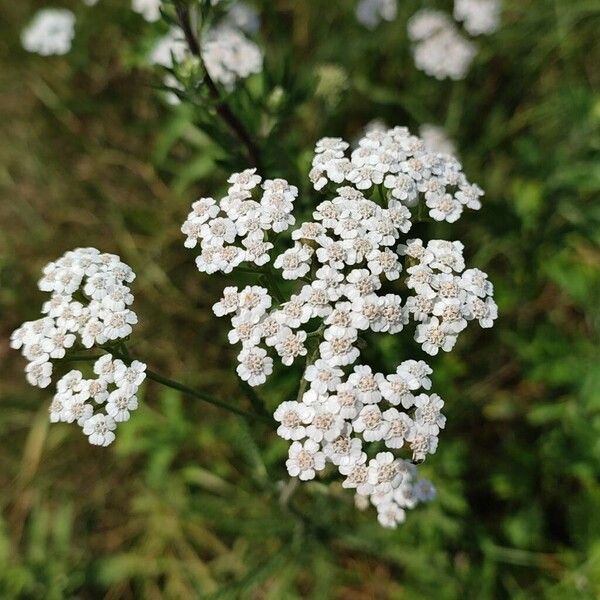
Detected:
[{"left": 0, "top": 0, "right": 599, "bottom": 598}]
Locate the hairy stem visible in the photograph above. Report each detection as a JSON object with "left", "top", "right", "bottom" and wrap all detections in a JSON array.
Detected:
[{"left": 176, "top": 4, "right": 263, "bottom": 171}]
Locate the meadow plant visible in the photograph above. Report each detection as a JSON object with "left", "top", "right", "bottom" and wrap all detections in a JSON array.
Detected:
[{"left": 13, "top": 1, "right": 497, "bottom": 529}]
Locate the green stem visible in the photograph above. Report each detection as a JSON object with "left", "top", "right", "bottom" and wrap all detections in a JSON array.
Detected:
[
  {"left": 176, "top": 4, "right": 263, "bottom": 171},
  {"left": 144, "top": 368, "right": 272, "bottom": 423},
  {"left": 59, "top": 351, "right": 272, "bottom": 424}
]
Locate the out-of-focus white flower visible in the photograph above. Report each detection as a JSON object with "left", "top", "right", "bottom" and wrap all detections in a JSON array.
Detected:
[
  {"left": 454, "top": 0, "right": 501, "bottom": 36},
  {"left": 408, "top": 10, "right": 476, "bottom": 80},
  {"left": 225, "top": 1, "right": 261, "bottom": 34},
  {"left": 419, "top": 124, "right": 457, "bottom": 157},
  {"left": 356, "top": 0, "right": 397, "bottom": 29},
  {"left": 21, "top": 9, "right": 75, "bottom": 56},
  {"left": 132, "top": 0, "right": 162, "bottom": 22}
]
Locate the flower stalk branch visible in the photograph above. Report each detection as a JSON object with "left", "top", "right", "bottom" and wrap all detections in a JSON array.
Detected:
[{"left": 175, "top": 4, "right": 263, "bottom": 171}]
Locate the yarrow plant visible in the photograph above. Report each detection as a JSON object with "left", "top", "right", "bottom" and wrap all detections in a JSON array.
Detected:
[
  {"left": 181, "top": 125, "right": 497, "bottom": 527},
  {"left": 15, "top": 2, "right": 498, "bottom": 530},
  {"left": 10, "top": 248, "right": 146, "bottom": 445}
]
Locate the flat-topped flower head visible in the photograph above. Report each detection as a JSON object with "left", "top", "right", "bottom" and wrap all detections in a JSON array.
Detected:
[
  {"left": 202, "top": 124, "right": 496, "bottom": 527},
  {"left": 22, "top": 9, "right": 75, "bottom": 56}
]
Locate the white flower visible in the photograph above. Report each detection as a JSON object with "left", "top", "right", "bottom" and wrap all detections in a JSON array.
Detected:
[
  {"left": 286, "top": 439, "right": 326, "bottom": 481},
  {"left": 376, "top": 502, "right": 406, "bottom": 528},
  {"left": 305, "top": 397, "right": 345, "bottom": 443},
  {"left": 456, "top": 183, "right": 484, "bottom": 209},
  {"left": 324, "top": 301, "right": 363, "bottom": 337},
  {"left": 202, "top": 26, "right": 263, "bottom": 89},
  {"left": 25, "top": 361, "right": 53, "bottom": 388},
  {"left": 228, "top": 168, "right": 262, "bottom": 192},
  {"left": 330, "top": 383, "right": 363, "bottom": 419},
  {"left": 304, "top": 359, "right": 344, "bottom": 394},
  {"left": 400, "top": 359, "right": 433, "bottom": 390},
  {"left": 432, "top": 298, "right": 468, "bottom": 333},
  {"left": 413, "top": 393, "right": 446, "bottom": 435},
  {"left": 228, "top": 312, "right": 261, "bottom": 347},
  {"left": 274, "top": 401, "right": 314, "bottom": 440},
  {"left": 356, "top": 0, "right": 397, "bottom": 29},
  {"left": 350, "top": 294, "right": 383, "bottom": 330},
  {"left": 213, "top": 286, "right": 240, "bottom": 317},
  {"left": 62, "top": 395, "right": 94, "bottom": 426},
  {"left": 353, "top": 405, "right": 389, "bottom": 442},
  {"left": 344, "top": 269, "right": 382, "bottom": 300},
  {"left": 339, "top": 452, "right": 373, "bottom": 496},
  {"left": 236, "top": 346, "right": 273, "bottom": 386},
  {"left": 347, "top": 365, "right": 383, "bottom": 405},
  {"left": 366, "top": 248, "right": 402, "bottom": 280},
  {"left": 380, "top": 370, "right": 418, "bottom": 408},
  {"left": 106, "top": 389, "right": 139, "bottom": 423},
  {"left": 454, "top": 0, "right": 501, "bottom": 36},
  {"left": 408, "top": 10, "right": 476, "bottom": 81},
  {"left": 426, "top": 192, "right": 463, "bottom": 223},
  {"left": 323, "top": 428, "right": 363, "bottom": 466},
  {"left": 465, "top": 295, "right": 498, "bottom": 328},
  {"left": 21, "top": 9, "right": 75, "bottom": 56},
  {"left": 315, "top": 237, "right": 348, "bottom": 270},
  {"left": 415, "top": 317, "right": 458, "bottom": 355},
  {"left": 292, "top": 221, "right": 326, "bottom": 242},
  {"left": 57, "top": 369, "right": 83, "bottom": 395},
  {"left": 132, "top": 0, "right": 161, "bottom": 22},
  {"left": 273, "top": 294, "right": 312, "bottom": 329},
  {"left": 201, "top": 217, "right": 237, "bottom": 245},
  {"left": 319, "top": 327, "right": 359, "bottom": 367},
  {"left": 382, "top": 408, "right": 415, "bottom": 449},
  {"left": 114, "top": 360, "right": 147, "bottom": 395},
  {"left": 419, "top": 124, "right": 456, "bottom": 156},
  {"left": 407, "top": 425, "right": 439, "bottom": 462},
  {"left": 80, "top": 378, "right": 109, "bottom": 404},
  {"left": 273, "top": 243, "right": 313, "bottom": 280},
  {"left": 82, "top": 414, "right": 116, "bottom": 446},
  {"left": 94, "top": 354, "right": 117, "bottom": 384},
  {"left": 414, "top": 478, "right": 437, "bottom": 502},
  {"left": 428, "top": 239, "right": 466, "bottom": 273},
  {"left": 274, "top": 327, "right": 307, "bottom": 366},
  {"left": 376, "top": 294, "right": 407, "bottom": 333},
  {"left": 367, "top": 452, "right": 404, "bottom": 493},
  {"left": 461, "top": 268, "right": 493, "bottom": 298}
]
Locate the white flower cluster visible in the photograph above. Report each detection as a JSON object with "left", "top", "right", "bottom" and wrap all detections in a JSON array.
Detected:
[
  {"left": 403, "top": 239, "right": 497, "bottom": 355},
  {"left": 150, "top": 5, "right": 263, "bottom": 91},
  {"left": 454, "top": 0, "right": 501, "bottom": 36},
  {"left": 21, "top": 9, "right": 76, "bottom": 56},
  {"left": 49, "top": 355, "right": 146, "bottom": 446},
  {"left": 182, "top": 170, "right": 297, "bottom": 274},
  {"left": 10, "top": 248, "right": 138, "bottom": 389},
  {"left": 355, "top": 0, "right": 397, "bottom": 29},
  {"left": 407, "top": 10, "right": 476, "bottom": 80},
  {"left": 204, "top": 126, "right": 496, "bottom": 527},
  {"left": 202, "top": 25, "right": 263, "bottom": 89},
  {"left": 309, "top": 126, "right": 482, "bottom": 223}
]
